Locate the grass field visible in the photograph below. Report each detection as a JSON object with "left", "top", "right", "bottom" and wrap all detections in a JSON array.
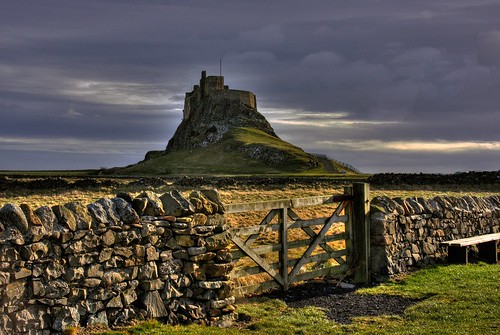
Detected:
[
  {"left": 85, "top": 264, "right": 499, "bottom": 335},
  {"left": 115, "top": 127, "right": 357, "bottom": 175}
]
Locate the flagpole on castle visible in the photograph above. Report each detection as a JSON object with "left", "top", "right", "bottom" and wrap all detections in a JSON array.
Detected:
[{"left": 220, "top": 58, "right": 222, "bottom": 77}]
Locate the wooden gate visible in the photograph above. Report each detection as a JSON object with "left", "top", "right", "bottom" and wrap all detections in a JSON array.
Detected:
[{"left": 226, "top": 183, "right": 370, "bottom": 297}]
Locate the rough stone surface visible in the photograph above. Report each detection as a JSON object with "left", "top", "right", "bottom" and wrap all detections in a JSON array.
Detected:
[
  {"left": 0, "top": 188, "right": 236, "bottom": 333},
  {"left": 160, "top": 190, "right": 195, "bottom": 217},
  {"left": 0, "top": 203, "right": 29, "bottom": 234}
]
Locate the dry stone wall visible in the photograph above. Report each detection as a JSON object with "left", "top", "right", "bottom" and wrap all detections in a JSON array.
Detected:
[
  {"left": 0, "top": 189, "right": 236, "bottom": 334},
  {"left": 370, "top": 195, "right": 500, "bottom": 279}
]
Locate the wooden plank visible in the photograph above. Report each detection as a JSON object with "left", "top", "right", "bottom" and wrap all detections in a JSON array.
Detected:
[
  {"left": 288, "top": 215, "right": 348, "bottom": 229},
  {"left": 231, "top": 223, "right": 280, "bottom": 235},
  {"left": 288, "top": 201, "right": 349, "bottom": 283},
  {"left": 441, "top": 233, "right": 500, "bottom": 247},
  {"left": 231, "top": 235, "right": 285, "bottom": 286},
  {"left": 225, "top": 194, "right": 350, "bottom": 213},
  {"left": 230, "top": 249, "right": 347, "bottom": 278},
  {"left": 230, "top": 214, "right": 347, "bottom": 236},
  {"left": 231, "top": 233, "right": 347, "bottom": 260}
]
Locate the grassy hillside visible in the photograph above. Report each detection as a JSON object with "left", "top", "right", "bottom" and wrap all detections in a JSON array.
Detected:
[{"left": 116, "top": 127, "right": 356, "bottom": 176}]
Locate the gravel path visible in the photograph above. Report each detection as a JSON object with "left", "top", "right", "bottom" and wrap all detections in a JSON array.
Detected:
[{"left": 263, "top": 281, "right": 421, "bottom": 324}]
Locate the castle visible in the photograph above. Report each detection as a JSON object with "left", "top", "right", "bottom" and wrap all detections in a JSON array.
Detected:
[{"left": 183, "top": 70, "right": 257, "bottom": 120}]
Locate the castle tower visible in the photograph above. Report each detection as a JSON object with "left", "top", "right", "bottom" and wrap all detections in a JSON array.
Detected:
[{"left": 182, "top": 70, "right": 256, "bottom": 121}]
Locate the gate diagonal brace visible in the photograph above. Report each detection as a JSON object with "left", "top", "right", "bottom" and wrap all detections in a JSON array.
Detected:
[
  {"left": 288, "top": 201, "right": 349, "bottom": 282},
  {"left": 287, "top": 208, "right": 347, "bottom": 265},
  {"left": 244, "top": 209, "right": 279, "bottom": 245},
  {"left": 231, "top": 235, "right": 285, "bottom": 286}
]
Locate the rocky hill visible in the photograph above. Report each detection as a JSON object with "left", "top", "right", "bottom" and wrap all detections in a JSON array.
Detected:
[{"left": 117, "top": 71, "right": 357, "bottom": 176}]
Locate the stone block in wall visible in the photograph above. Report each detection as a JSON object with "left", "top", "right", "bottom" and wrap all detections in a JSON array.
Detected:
[
  {"left": 211, "top": 296, "right": 235, "bottom": 309},
  {"left": 406, "top": 198, "right": 424, "bottom": 214},
  {"left": 68, "top": 252, "right": 96, "bottom": 267},
  {"left": 140, "top": 290, "right": 168, "bottom": 318},
  {"left": 87, "top": 202, "right": 109, "bottom": 228},
  {"left": 203, "top": 263, "right": 234, "bottom": 278},
  {"left": 106, "top": 295, "right": 123, "bottom": 309},
  {"left": 34, "top": 206, "right": 57, "bottom": 236},
  {"left": 161, "top": 190, "right": 195, "bottom": 217},
  {"left": 205, "top": 229, "right": 232, "bottom": 251},
  {"left": 103, "top": 270, "right": 126, "bottom": 286},
  {"left": 190, "top": 252, "right": 216, "bottom": 262},
  {"left": 370, "top": 211, "right": 387, "bottom": 236},
  {"left": 64, "top": 202, "right": 92, "bottom": 230},
  {"left": 215, "top": 249, "right": 232, "bottom": 263},
  {"left": 3, "top": 280, "right": 27, "bottom": 308},
  {"left": 19, "top": 203, "right": 43, "bottom": 234},
  {"left": 0, "top": 270, "right": 9, "bottom": 286},
  {"left": 206, "top": 213, "right": 226, "bottom": 227},
  {"left": 44, "top": 262, "right": 65, "bottom": 280},
  {"left": 121, "top": 287, "right": 138, "bottom": 306},
  {"left": 393, "top": 198, "right": 415, "bottom": 215},
  {"left": 112, "top": 197, "right": 140, "bottom": 225},
  {"left": 0, "top": 203, "right": 29, "bottom": 234},
  {"left": 116, "top": 191, "right": 134, "bottom": 204},
  {"left": 52, "top": 306, "right": 80, "bottom": 332},
  {"left": 102, "top": 229, "right": 118, "bottom": 246},
  {"left": 20, "top": 241, "right": 49, "bottom": 261},
  {"left": 176, "top": 235, "right": 195, "bottom": 247},
  {"left": 189, "top": 191, "right": 219, "bottom": 215},
  {"left": 138, "top": 191, "right": 165, "bottom": 216},
  {"left": 52, "top": 205, "right": 77, "bottom": 232},
  {"left": 44, "top": 280, "right": 70, "bottom": 299},
  {"left": 201, "top": 189, "right": 225, "bottom": 214},
  {"left": 87, "top": 311, "right": 108, "bottom": 327},
  {"left": 97, "top": 198, "right": 121, "bottom": 226},
  {"left": 138, "top": 261, "right": 159, "bottom": 281},
  {"left": 163, "top": 280, "right": 183, "bottom": 300}
]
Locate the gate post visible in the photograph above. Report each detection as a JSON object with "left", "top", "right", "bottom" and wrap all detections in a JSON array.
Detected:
[
  {"left": 352, "top": 183, "right": 370, "bottom": 284},
  {"left": 278, "top": 208, "right": 289, "bottom": 290}
]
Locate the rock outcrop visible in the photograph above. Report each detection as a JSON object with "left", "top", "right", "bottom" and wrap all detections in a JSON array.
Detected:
[
  {"left": 166, "top": 92, "right": 278, "bottom": 153},
  {"left": 120, "top": 70, "right": 357, "bottom": 175}
]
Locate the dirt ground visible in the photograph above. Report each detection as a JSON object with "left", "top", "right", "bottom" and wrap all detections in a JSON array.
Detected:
[{"left": 259, "top": 280, "right": 421, "bottom": 324}]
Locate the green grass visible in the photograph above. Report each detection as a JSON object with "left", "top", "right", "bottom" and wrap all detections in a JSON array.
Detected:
[
  {"left": 354, "top": 264, "right": 500, "bottom": 334},
  {"left": 116, "top": 127, "right": 357, "bottom": 176},
  {"left": 93, "top": 264, "right": 500, "bottom": 335}
]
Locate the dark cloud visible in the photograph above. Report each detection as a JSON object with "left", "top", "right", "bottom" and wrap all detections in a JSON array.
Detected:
[{"left": 0, "top": 0, "right": 499, "bottom": 172}]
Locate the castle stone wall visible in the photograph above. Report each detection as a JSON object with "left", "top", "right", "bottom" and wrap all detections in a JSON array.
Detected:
[
  {"left": 0, "top": 189, "right": 236, "bottom": 334},
  {"left": 183, "top": 71, "right": 256, "bottom": 120},
  {"left": 370, "top": 195, "right": 500, "bottom": 280},
  {"left": 210, "top": 90, "right": 256, "bottom": 109}
]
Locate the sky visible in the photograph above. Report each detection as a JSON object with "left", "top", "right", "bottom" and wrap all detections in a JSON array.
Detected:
[{"left": 1, "top": 0, "right": 499, "bottom": 173}]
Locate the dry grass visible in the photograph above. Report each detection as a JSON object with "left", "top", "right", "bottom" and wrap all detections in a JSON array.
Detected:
[{"left": 1, "top": 177, "right": 498, "bottom": 209}]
